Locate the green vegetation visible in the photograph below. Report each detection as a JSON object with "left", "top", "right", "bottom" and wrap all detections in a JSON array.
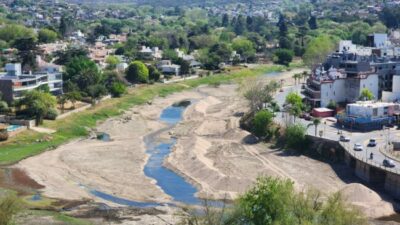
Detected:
[
  {"left": 273, "top": 49, "right": 294, "bottom": 66},
  {"left": 303, "top": 35, "right": 337, "bottom": 69},
  {"left": 285, "top": 92, "right": 304, "bottom": 122},
  {"left": 15, "top": 90, "right": 57, "bottom": 125},
  {"left": 126, "top": 60, "right": 149, "bottom": 83},
  {"left": 0, "top": 64, "right": 292, "bottom": 165},
  {"left": 0, "top": 194, "right": 21, "bottom": 225},
  {"left": 252, "top": 110, "right": 274, "bottom": 140},
  {"left": 38, "top": 28, "right": 58, "bottom": 44},
  {"left": 284, "top": 124, "right": 308, "bottom": 150},
  {"left": 181, "top": 177, "right": 366, "bottom": 225},
  {"left": 18, "top": 210, "right": 92, "bottom": 225},
  {"left": 309, "top": 117, "right": 321, "bottom": 137},
  {"left": 359, "top": 88, "right": 374, "bottom": 101}
]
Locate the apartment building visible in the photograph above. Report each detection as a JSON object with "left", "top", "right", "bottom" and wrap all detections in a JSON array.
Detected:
[
  {"left": 0, "top": 63, "right": 63, "bottom": 103},
  {"left": 303, "top": 65, "right": 379, "bottom": 108},
  {"left": 304, "top": 35, "right": 400, "bottom": 107}
]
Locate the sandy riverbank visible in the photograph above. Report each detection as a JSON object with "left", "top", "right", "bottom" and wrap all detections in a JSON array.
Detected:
[{"left": 14, "top": 67, "right": 395, "bottom": 220}]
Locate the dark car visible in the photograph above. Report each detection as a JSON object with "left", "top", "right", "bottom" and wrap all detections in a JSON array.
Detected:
[
  {"left": 383, "top": 159, "right": 396, "bottom": 168},
  {"left": 368, "top": 139, "right": 377, "bottom": 147}
]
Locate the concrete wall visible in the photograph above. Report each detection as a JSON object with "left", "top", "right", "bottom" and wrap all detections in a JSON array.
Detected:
[
  {"left": 382, "top": 76, "right": 400, "bottom": 102},
  {"left": 385, "top": 172, "right": 400, "bottom": 199},
  {"left": 312, "top": 137, "right": 400, "bottom": 199}
]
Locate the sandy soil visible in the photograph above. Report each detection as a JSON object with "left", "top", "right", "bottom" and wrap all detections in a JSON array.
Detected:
[
  {"left": 15, "top": 90, "right": 205, "bottom": 204},
  {"left": 14, "top": 67, "right": 395, "bottom": 220}
]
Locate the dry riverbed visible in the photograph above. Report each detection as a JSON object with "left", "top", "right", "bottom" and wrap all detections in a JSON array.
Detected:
[{"left": 14, "top": 68, "right": 397, "bottom": 223}]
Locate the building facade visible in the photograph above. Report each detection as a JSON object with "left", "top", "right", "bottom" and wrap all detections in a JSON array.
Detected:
[{"left": 0, "top": 63, "right": 63, "bottom": 103}]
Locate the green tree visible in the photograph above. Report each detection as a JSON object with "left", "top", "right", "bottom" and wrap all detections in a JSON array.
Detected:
[
  {"left": 87, "top": 84, "right": 108, "bottom": 104},
  {"left": 359, "top": 88, "right": 374, "bottom": 101},
  {"left": 64, "top": 91, "right": 82, "bottom": 109},
  {"left": 303, "top": 35, "right": 337, "bottom": 69},
  {"left": 273, "top": 49, "right": 294, "bottom": 66},
  {"left": 105, "top": 55, "right": 120, "bottom": 70},
  {"left": 38, "top": 28, "right": 58, "bottom": 43},
  {"left": 13, "top": 37, "right": 38, "bottom": 71},
  {"left": 16, "top": 90, "right": 57, "bottom": 125},
  {"left": 285, "top": 92, "right": 304, "bottom": 122},
  {"left": 222, "top": 13, "right": 229, "bottom": 27},
  {"left": 253, "top": 110, "right": 274, "bottom": 139},
  {"left": 57, "top": 95, "right": 68, "bottom": 113},
  {"left": 237, "top": 177, "right": 295, "bottom": 225},
  {"left": 126, "top": 61, "right": 149, "bottom": 83},
  {"left": 176, "top": 58, "right": 190, "bottom": 75},
  {"left": 308, "top": 15, "right": 318, "bottom": 29},
  {"left": 285, "top": 124, "right": 307, "bottom": 150},
  {"left": 109, "top": 81, "right": 126, "bottom": 97},
  {"left": 242, "top": 80, "right": 277, "bottom": 113},
  {"left": 0, "top": 24, "right": 36, "bottom": 43},
  {"left": 308, "top": 117, "right": 321, "bottom": 136},
  {"left": 148, "top": 65, "right": 161, "bottom": 81},
  {"left": 327, "top": 100, "right": 337, "bottom": 110},
  {"left": 54, "top": 47, "right": 88, "bottom": 65},
  {"left": 232, "top": 38, "right": 256, "bottom": 62},
  {"left": 59, "top": 14, "right": 74, "bottom": 37},
  {"left": 234, "top": 15, "right": 246, "bottom": 35},
  {"left": 64, "top": 57, "right": 103, "bottom": 93},
  {"left": 0, "top": 100, "right": 9, "bottom": 114}
]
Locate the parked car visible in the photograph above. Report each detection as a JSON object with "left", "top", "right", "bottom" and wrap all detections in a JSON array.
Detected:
[
  {"left": 383, "top": 159, "right": 396, "bottom": 168},
  {"left": 368, "top": 139, "right": 377, "bottom": 147},
  {"left": 339, "top": 135, "right": 350, "bottom": 142},
  {"left": 303, "top": 113, "right": 312, "bottom": 121},
  {"left": 353, "top": 143, "right": 363, "bottom": 151},
  {"left": 386, "top": 124, "right": 395, "bottom": 128}
]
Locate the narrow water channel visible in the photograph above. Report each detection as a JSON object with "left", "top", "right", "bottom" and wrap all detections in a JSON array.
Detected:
[{"left": 88, "top": 101, "right": 200, "bottom": 206}]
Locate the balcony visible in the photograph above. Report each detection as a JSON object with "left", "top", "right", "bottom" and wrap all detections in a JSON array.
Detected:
[{"left": 302, "top": 88, "right": 321, "bottom": 100}]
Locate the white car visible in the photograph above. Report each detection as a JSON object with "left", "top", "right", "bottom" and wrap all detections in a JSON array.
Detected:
[
  {"left": 353, "top": 143, "right": 363, "bottom": 151},
  {"left": 339, "top": 135, "right": 350, "bottom": 142}
]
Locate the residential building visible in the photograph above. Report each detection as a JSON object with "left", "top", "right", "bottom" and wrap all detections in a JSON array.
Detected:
[
  {"left": 304, "top": 36, "right": 400, "bottom": 107},
  {"left": 0, "top": 63, "right": 63, "bottom": 104},
  {"left": 156, "top": 60, "right": 180, "bottom": 76},
  {"left": 337, "top": 101, "right": 400, "bottom": 131},
  {"left": 138, "top": 46, "right": 162, "bottom": 60},
  {"left": 303, "top": 66, "right": 379, "bottom": 108}
]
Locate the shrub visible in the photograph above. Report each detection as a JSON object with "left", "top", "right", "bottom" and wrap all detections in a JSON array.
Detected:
[
  {"left": 126, "top": 61, "right": 149, "bottom": 83},
  {"left": 273, "top": 49, "right": 294, "bottom": 66},
  {"left": 180, "top": 176, "right": 366, "bottom": 225},
  {"left": 45, "top": 108, "right": 58, "bottom": 120},
  {"left": 284, "top": 124, "right": 307, "bottom": 150},
  {"left": 327, "top": 100, "right": 337, "bottom": 110},
  {"left": 0, "top": 101, "right": 9, "bottom": 114},
  {"left": 109, "top": 81, "right": 127, "bottom": 97},
  {"left": 0, "top": 129, "right": 8, "bottom": 141},
  {"left": 253, "top": 110, "right": 274, "bottom": 139},
  {"left": 0, "top": 194, "right": 20, "bottom": 225}
]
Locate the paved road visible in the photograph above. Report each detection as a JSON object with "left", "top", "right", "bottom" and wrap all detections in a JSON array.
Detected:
[{"left": 274, "top": 84, "right": 400, "bottom": 173}]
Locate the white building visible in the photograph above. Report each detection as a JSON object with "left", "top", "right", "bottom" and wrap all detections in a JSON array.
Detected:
[
  {"left": 156, "top": 60, "right": 180, "bottom": 76},
  {"left": 304, "top": 67, "right": 379, "bottom": 107},
  {"left": 346, "top": 101, "right": 400, "bottom": 118},
  {"left": 139, "top": 46, "right": 162, "bottom": 60},
  {"left": 382, "top": 75, "right": 400, "bottom": 102},
  {"left": 0, "top": 63, "right": 63, "bottom": 103}
]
